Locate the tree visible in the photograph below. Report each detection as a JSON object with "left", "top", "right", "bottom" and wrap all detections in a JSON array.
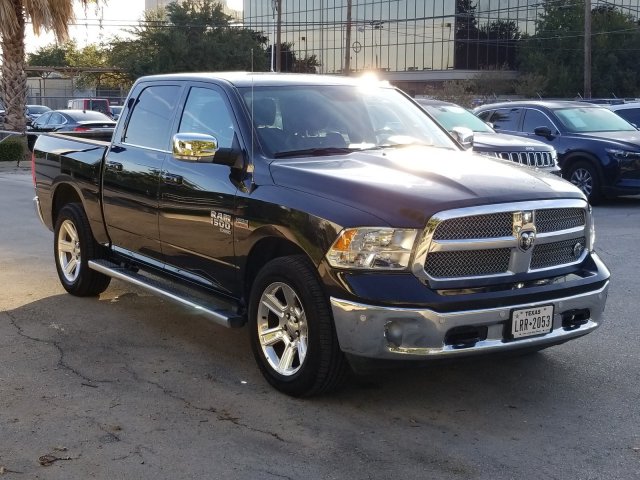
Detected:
[
  {"left": 0, "top": 0, "right": 95, "bottom": 131},
  {"left": 109, "top": 0, "right": 269, "bottom": 82},
  {"left": 264, "top": 42, "right": 320, "bottom": 73},
  {"left": 518, "top": 0, "right": 640, "bottom": 97}
]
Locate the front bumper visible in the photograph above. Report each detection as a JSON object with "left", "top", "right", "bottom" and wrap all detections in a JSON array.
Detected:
[{"left": 330, "top": 281, "right": 608, "bottom": 360}]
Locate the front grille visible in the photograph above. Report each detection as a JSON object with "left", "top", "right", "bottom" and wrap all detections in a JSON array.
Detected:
[
  {"left": 418, "top": 202, "right": 589, "bottom": 281},
  {"left": 493, "top": 151, "right": 555, "bottom": 168},
  {"left": 536, "top": 208, "right": 585, "bottom": 233},
  {"left": 424, "top": 248, "right": 511, "bottom": 278},
  {"left": 432, "top": 212, "right": 512, "bottom": 240},
  {"left": 531, "top": 237, "right": 586, "bottom": 269}
]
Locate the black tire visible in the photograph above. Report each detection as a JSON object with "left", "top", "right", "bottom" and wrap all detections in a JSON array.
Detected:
[
  {"left": 248, "top": 255, "right": 349, "bottom": 397},
  {"left": 567, "top": 160, "right": 602, "bottom": 204},
  {"left": 54, "top": 203, "right": 111, "bottom": 296}
]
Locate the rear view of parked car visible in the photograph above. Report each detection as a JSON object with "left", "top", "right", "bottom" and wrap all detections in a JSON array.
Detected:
[
  {"left": 417, "top": 99, "right": 560, "bottom": 175},
  {"left": 474, "top": 100, "right": 640, "bottom": 203},
  {"left": 27, "top": 109, "right": 116, "bottom": 150}
]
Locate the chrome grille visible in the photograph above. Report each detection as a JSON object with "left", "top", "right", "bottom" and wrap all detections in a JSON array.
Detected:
[
  {"left": 432, "top": 212, "right": 512, "bottom": 240},
  {"left": 414, "top": 200, "right": 590, "bottom": 282},
  {"left": 531, "top": 237, "right": 586, "bottom": 270},
  {"left": 535, "top": 208, "right": 585, "bottom": 233},
  {"left": 493, "top": 151, "right": 555, "bottom": 168},
  {"left": 424, "top": 249, "right": 511, "bottom": 278}
]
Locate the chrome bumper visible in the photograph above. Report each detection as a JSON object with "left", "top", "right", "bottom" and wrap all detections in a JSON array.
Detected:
[
  {"left": 330, "top": 282, "right": 609, "bottom": 360},
  {"left": 33, "top": 195, "right": 46, "bottom": 227}
]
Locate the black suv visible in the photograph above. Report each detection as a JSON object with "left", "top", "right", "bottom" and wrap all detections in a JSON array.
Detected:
[
  {"left": 417, "top": 99, "right": 560, "bottom": 174},
  {"left": 474, "top": 100, "right": 640, "bottom": 203}
]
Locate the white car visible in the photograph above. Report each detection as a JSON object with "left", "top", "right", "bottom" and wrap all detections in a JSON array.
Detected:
[{"left": 603, "top": 101, "right": 640, "bottom": 128}]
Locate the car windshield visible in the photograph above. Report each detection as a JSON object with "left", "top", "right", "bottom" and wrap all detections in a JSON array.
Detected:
[
  {"left": 240, "top": 84, "right": 456, "bottom": 157},
  {"left": 554, "top": 107, "right": 636, "bottom": 133},
  {"left": 421, "top": 103, "right": 494, "bottom": 133}
]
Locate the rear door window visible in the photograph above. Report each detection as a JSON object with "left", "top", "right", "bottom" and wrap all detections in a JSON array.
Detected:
[
  {"left": 123, "top": 85, "right": 182, "bottom": 151},
  {"left": 489, "top": 108, "right": 522, "bottom": 132}
]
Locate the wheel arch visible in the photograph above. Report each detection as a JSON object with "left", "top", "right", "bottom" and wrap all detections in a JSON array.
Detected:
[
  {"left": 50, "top": 178, "right": 110, "bottom": 245},
  {"left": 243, "top": 235, "right": 309, "bottom": 304},
  {"left": 51, "top": 181, "right": 83, "bottom": 227},
  {"left": 561, "top": 151, "right": 604, "bottom": 179}
]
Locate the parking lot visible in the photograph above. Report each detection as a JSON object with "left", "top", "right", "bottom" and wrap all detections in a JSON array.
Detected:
[{"left": 0, "top": 164, "right": 638, "bottom": 479}]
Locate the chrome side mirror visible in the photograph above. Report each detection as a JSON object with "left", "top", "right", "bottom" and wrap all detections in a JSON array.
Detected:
[
  {"left": 451, "top": 126, "right": 474, "bottom": 150},
  {"left": 172, "top": 132, "right": 218, "bottom": 162}
]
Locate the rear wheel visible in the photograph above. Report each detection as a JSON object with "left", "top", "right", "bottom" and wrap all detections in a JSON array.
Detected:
[
  {"left": 567, "top": 161, "right": 601, "bottom": 204},
  {"left": 54, "top": 203, "right": 111, "bottom": 296},
  {"left": 248, "top": 255, "right": 349, "bottom": 396}
]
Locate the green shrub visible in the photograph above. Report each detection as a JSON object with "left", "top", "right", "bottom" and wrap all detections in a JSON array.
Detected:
[{"left": 0, "top": 136, "right": 26, "bottom": 162}]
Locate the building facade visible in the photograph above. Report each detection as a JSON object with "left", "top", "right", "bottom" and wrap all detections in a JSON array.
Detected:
[{"left": 243, "top": 0, "right": 640, "bottom": 84}]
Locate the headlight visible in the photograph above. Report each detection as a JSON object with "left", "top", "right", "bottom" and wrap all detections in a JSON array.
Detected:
[
  {"left": 605, "top": 148, "right": 640, "bottom": 159},
  {"left": 326, "top": 227, "right": 418, "bottom": 270}
]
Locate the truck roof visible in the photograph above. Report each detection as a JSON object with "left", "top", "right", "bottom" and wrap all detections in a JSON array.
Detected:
[{"left": 136, "top": 72, "right": 389, "bottom": 88}]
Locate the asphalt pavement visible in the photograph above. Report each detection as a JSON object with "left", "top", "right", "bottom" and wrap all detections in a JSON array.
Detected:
[{"left": 0, "top": 164, "right": 638, "bottom": 479}]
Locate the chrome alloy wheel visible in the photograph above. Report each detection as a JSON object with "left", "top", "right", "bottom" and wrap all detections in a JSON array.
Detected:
[
  {"left": 257, "top": 282, "right": 309, "bottom": 376},
  {"left": 570, "top": 167, "right": 593, "bottom": 197},
  {"left": 57, "top": 219, "right": 82, "bottom": 283}
]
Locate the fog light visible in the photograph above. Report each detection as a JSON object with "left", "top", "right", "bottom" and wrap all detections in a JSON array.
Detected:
[{"left": 385, "top": 321, "right": 404, "bottom": 348}]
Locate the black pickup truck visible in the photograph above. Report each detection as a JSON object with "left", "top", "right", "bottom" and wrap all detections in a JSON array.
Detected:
[{"left": 32, "top": 73, "right": 610, "bottom": 396}]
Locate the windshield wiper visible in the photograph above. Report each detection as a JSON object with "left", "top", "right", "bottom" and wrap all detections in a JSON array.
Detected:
[{"left": 273, "top": 147, "right": 356, "bottom": 158}]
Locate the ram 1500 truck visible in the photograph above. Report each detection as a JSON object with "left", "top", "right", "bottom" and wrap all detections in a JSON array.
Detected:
[{"left": 32, "top": 73, "right": 610, "bottom": 396}]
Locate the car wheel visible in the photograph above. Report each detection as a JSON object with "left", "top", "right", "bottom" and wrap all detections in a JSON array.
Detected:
[
  {"left": 248, "top": 255, "right": 349, "bottom": 396},
  {"left": 567, "top": 161, "right": 601, "bottom": 204},
  {"left": 54, "top": 203, "right": 111, "bottom": 296}
]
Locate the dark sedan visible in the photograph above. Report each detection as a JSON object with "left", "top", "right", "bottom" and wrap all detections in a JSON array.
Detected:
[
  {"left": 28, "top": 109, "right": 116, "bottom": 150},
  {"left": 474, "top": 100, "right": 640, "bottom": 203}
]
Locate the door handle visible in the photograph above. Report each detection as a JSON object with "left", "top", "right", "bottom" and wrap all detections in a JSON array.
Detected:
[
  {"left": 161, "top": 172, "right": 183, "bottom": 185},
  {"left": 105, "top": 161, "right": 123, "bottom": 172}
]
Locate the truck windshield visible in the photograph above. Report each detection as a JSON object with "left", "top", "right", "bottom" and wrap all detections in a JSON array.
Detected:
[{"left": 241, "top": 84, "right": 457, "bottom": 157}]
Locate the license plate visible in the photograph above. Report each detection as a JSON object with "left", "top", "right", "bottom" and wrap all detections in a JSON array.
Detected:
[{"left": 511, "top": 305, "right": 553, "bottom": 339}]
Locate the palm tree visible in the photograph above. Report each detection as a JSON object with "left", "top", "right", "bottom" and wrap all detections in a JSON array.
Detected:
[{"left": 0, "top": 0, "right": 94, "bottom": 131}]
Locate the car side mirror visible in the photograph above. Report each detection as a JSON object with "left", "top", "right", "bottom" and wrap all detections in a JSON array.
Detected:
[
  {"left": 172, "top": 132, "right": 218, "bottom": 162},
  {"left": 451, "top": 126, "right": 474, "bottom": 150},
  {"left": 534, "top": 126, "right": 553, "bottom": 138}
]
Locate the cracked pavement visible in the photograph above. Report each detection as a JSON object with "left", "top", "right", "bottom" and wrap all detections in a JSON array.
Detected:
[{"left": 1, "top": 166, "right": 639, "bottom": 479}]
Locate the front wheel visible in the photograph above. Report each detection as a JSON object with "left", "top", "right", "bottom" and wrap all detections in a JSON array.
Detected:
[
  {"left": 567, "top": 160, "right": 602, "bottom": 204},
  {"left": 248, "top": 255, "right": 349, "bottom": 396},
  {"left": 54, "top": 203, "right": 111, "bottom": 296}
]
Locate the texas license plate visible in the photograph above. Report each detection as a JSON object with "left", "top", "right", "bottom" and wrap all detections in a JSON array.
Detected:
[{"left": 511, "top": 305, "right": 554, "bottom": 339}]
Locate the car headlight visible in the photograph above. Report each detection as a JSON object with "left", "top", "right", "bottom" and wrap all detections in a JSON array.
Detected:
[
  {"left": 605, "top": 148, "right": 640, "bottom": 160},
  {"left": 326, "top": 227, "right": 418, "bottom": 270}
]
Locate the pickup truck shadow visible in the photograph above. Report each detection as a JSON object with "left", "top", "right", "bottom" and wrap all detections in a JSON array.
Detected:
[{"left": 7, "top": 290, "right": 592, "bottom": 408}]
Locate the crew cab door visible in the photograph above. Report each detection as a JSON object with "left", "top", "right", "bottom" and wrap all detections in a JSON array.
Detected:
[
  {"left": 158, "top": 83, "right": 241, "bottom": 294},
  {"left": 102, "top": 82, "right": 183, "bottom": 264}
]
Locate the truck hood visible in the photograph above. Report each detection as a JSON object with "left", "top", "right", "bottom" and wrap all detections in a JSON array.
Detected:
[
  {"left": 269, "top": 145, "right": 582, "bottom": 228},
  {"left": 472, "top": 132, "right": 554, "bottom": 152}
]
